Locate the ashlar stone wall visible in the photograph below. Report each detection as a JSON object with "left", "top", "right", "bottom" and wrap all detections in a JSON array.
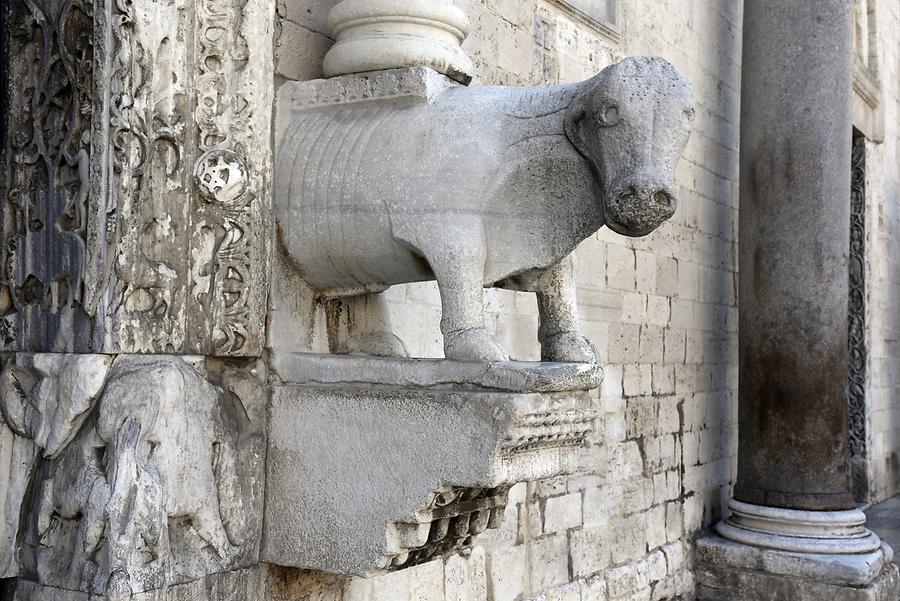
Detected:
[
  {"left": 863, "top": 0, "right": 900, "bottom": 503},
  {"left": 273, "top": 1, "right": 741, "bottom": 600}
]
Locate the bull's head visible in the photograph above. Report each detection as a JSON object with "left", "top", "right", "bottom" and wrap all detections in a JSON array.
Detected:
[{"left": 566, "top": 56, "right": 695, "bottom": 237}]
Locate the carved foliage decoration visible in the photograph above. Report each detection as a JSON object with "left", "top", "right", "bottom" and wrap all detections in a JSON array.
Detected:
[
  {"left": 1, "top": 0, "right": 274, "bottom": 356},
  {"left": 848, "top": 131, "right": 868, "bottom": 499},
  {"left": 1, "top": 0, "right": 95, "bottom": 352}
]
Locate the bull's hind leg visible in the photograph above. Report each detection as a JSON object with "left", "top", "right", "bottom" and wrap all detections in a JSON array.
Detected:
[
  {"left": 426, "top": 246, "right": 509, "bottom": 362},
  {"left": 329, "top": 293, "right": 408, "bottom": 357},
  {"left": 529, "top": 255, "right": 599, "bottom": 363}
]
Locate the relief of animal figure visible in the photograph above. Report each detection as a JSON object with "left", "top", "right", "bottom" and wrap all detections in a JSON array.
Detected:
[
  {"left": 276, "top": 56, "right": 695, "bottom": 362},
  {"left": 0, "top": 354, "right": 249, "bottom": 599}
]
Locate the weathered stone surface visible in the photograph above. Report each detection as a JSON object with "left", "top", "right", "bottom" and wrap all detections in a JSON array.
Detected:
[
  {"left": 274, "top": 60, "right": 694, "bottom": 362},
  {"left": 0, "top": 419, "right": 37, "bottom": 579},
  {"left": 734, "top": 0, "right": 856, "bottom": 511},
  {"left": 323, "top": 0, "right": 475, "bottom": 84},
  {"left": 696, "top": 539, "right": 900, "bottom": 601},
  {"left": 0, "top": 354, "right": 266, "bottom": 598},
  {"left": 697, "top": 535, "right": 891, "bottom": 588},
  {"left": 0, "top": 0, "right": 274, "bottom": 356},
  {"left": 12, "top": 566, "right": 264, "bottom": 601},
  {"left": 270, "top": 352, "right": 603, "bottom": 392},
  {"left": 261, "top": 355, "right": 597, "bottom": 575}
]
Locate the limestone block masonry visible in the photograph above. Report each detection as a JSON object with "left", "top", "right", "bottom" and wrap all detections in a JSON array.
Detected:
[
  {"left": 262, "top": 355, "right": 600, "bottom": 576},
  {"left": 274, "top": 62, "right": 694, "bottom": 363}
]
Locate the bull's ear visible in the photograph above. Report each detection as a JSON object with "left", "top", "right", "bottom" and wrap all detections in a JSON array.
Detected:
[{"left": 565, "top": 95, "right": 590, "bottom": 157}]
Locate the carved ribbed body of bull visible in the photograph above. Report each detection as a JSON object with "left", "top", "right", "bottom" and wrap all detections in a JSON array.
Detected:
[{"left": 277, "top": 57, "right": 695, "bottom": 362}]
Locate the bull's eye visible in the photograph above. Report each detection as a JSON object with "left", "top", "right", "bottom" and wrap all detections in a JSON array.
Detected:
[{"left": 597, "top": 102, "right": 621, "bottom": 127}]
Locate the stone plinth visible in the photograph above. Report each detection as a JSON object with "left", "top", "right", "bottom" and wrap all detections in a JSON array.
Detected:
[
  {"left": 697, "top": 501, "right": 898, "bottom": 599},
  {"left": 261, "top": 355, "right": 600, "bottom": 576},
  {"left": 696, "top": 537, "right": 899, "bottom": 601}
]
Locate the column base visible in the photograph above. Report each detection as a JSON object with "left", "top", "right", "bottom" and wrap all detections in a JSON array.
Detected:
[{"left": 696, "top": 500, "right": 900, "bottom": 601}]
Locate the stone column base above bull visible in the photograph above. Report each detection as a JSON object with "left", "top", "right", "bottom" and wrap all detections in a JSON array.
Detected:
[{"left": 274, "top": 59, "right": 695, "bottom": 363}]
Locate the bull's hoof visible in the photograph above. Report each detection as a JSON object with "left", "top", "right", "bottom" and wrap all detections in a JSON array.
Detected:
[
  {"left": 541, "top": 331, "right": 599, "bottom": 364},
  {"left": 346, "top": 331, "right": 409, "bottom": 357},
  {"left": 444, "top": 328, "right": 509, "bottom": 362}
]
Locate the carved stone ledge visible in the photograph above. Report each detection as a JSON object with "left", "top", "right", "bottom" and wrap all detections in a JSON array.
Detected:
[{"left": 261, "top": 355, "right": 599, "bottom": 576}]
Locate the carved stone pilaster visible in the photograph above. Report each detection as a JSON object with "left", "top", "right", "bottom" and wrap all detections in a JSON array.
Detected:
[{"left": 0, "top": 0, "right": 274, "bottom": 356}]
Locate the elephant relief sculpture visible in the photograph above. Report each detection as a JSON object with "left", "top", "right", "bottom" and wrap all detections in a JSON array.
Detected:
[
  {"left": 0, "top": 354, "right": 251, "bottom": 600},
  {"left": 277, "top": 56, "right": 694, "bottom": 362}
]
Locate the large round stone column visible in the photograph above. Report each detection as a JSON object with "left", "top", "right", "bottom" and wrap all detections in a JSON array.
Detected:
[
  {"left": 734, "top": 0, "right": 854, "bottom": 512},
  {"left": 696, "top": 1, "right": 899, "bottom": 598}
]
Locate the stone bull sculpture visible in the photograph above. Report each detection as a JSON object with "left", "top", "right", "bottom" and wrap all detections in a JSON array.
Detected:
[{"left": 277, "top": 57, "right": 694, "bottom": 362}]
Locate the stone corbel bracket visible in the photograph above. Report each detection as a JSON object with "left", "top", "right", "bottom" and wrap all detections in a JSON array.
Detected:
[{"left": 261, "top": 355, "right": 601, "bottom": 575}]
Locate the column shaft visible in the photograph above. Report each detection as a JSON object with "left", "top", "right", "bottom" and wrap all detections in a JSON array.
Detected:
[{"left": 735, "top": 0, "right": 855, "bottom": 511}]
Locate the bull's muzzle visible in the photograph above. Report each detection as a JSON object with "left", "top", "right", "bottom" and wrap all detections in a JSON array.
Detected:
[{"left": 604, "top": 182, "right": 677, "bottom": 237}]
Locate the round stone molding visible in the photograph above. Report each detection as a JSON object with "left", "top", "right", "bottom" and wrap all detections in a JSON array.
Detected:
[
  {"left": 716, "top": 499, "right": 883, "bottom": 555},
  {"left": 323, "top": 0, "right": 475, "bottom": 84}
]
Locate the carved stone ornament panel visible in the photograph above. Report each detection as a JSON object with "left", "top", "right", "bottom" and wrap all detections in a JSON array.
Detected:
[
  {"left": 0, "top": 0, "right": 274, "bottom": 356},
  {"left": 0, "top": 353, "right": 266, "bottom": 599},
  {"left": 262, "top": 354, "right": 600, "bottom": 575}
]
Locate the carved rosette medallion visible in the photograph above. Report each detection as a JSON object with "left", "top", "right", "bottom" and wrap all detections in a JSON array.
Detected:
[{"left": 194, "top": 150, "right": 250, "bottom": 207}]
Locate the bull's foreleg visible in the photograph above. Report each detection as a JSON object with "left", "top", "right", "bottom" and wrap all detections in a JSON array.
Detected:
[
  {"left": 533, "top": 255, "right": 599, "bottom": 364},
  {"left": 429, "top": 248, "right": 509, "bottom": 362}
]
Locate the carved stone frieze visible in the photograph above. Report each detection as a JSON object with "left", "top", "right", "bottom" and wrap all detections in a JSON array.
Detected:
[
  {"left": 1, "top": 0, "right": 95, "bottom": 352},
  {"left": 0, "top": 353, "right": 266, "bottom": 599},
  {"left": 0, "top": 0, "right": 274, "bottom": 356},
  {"left": 262, "top": 355, "right": 600, "bottom": 575},
  {"left": 849, "top": 131, "right": 868, "bottom": 501}
]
